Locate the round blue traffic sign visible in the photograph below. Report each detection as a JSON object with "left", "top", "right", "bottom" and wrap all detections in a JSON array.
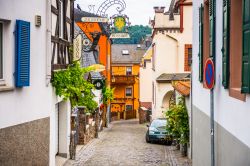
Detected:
[{"left": 204, "top": 58, "right": 215, "bottom": 89}]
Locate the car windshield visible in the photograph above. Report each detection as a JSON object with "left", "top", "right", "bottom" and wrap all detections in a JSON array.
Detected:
[{"left": 150, "top": 119, "right": 167, "bottom": 128}]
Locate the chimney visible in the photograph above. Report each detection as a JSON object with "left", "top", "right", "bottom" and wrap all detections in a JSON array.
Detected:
[{"left": 154, "top": 6, "right": 165, "bottom": 13}]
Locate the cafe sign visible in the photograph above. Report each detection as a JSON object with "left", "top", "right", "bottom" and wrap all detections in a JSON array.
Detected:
[{"left": 81, "top": 17, "right": 109, "bottom": 23}]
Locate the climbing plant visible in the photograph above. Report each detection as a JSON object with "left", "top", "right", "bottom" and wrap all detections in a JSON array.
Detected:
[
  {"left": 165, "top": 97, "right": 189, "bottom": 144},
  {"left": 102, "top": 85, "right": 114, "bottom": 105},
  {"left": 52, "top": 62, "right": 98, "bottom": 113}
]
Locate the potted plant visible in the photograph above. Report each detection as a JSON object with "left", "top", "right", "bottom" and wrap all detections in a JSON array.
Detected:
[{"left": 165, "top": 97, "right": 189, "bottom": 156}]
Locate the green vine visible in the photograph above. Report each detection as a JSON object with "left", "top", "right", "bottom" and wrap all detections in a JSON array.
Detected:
[
  {"left": 52, "top": 62, "right": 98, "bottom": 113},
  {"left": 165, "top": 97, "right": 189, "bottom": 144},
  {"left": 102, "top": 86, "right": 114, "bottom": 105}
]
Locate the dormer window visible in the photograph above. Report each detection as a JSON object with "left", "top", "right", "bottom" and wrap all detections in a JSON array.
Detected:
[{"left": 122, "top": 50, "right": 129, "bottom": 55}]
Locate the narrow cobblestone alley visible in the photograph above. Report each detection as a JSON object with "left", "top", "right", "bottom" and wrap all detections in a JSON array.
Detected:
[{"left": 64, "top": 119, "right": 191, "bottom": 166}]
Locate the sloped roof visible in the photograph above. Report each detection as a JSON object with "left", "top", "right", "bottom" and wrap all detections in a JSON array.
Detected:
[
  {"left": 74, "top": 8, "right": 110, "bottom": 36},
  {"left": 156, "top": 73, "right": 190, "bottom": 83},
  {"left": 112, "top": 44, "right": 147, "bottom": 64},
  {"left": 74, "top": 8, "right": 100, "bottom": 22},
  {"left": 143, "top": 46, "right": 152, "bottom": 60},
  {"left": 81, "top": 51, "right": 102, "bottom": 80},
  {"left": 172, "top": 81, "right": 190, "bottom": 96}
]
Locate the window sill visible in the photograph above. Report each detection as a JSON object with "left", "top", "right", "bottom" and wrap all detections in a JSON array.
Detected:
[
  {"left": 229, "top": 88, "right": 246, "bottom": 102},
  {"left": 0, "top": 85, "right": 14, "bottom": 92}
]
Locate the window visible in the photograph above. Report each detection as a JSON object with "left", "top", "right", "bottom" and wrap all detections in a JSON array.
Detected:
[
  {"left": 184, "top": 44, "right": 192, "bottom": 71},
  {"left": 126, "top": 67, "right": 132, "bottom": 75},
  {"left": 143, "top": 61, "right": 147, "bottom": 68},
  {"left": 198, "top": 1, "right": 212, "bottom": 83},
  {"left": 122, "top": 50, "right": 129, "bottom": 55},
  {"left": 125, "top": 87, "right": 132, "bottom": 97},
  {"left": 152, "top": 82, "right": 154, "bottom": 104},
  {"left": 59, "top": 0, "right": 64, "bottom": 38},
  {"left": 241, "top": 0, "right": 250, "bottom": 93},
  {"left": 188, "top": 48, "right": 192, "bottom": 66},
  {"left": 222, "top": 0, "right": 230, "bottom": 88},
  {"left": 198, "top": 5, "right": 204, "bottom": 82},
  {"left": 126, "top": 105, "right": 133, "bottom": 111},
  {"left": 0, "top": 23, "right": 3, "bottom": 81},
  {"left": 229, "top": 0, "right": 246, "bottom": 100},
  {"left": 152, "top": 44, "right": 156, "bottom": 71},
  {"left": 15, "top": 20, "right": 30, "bottom": 87}
]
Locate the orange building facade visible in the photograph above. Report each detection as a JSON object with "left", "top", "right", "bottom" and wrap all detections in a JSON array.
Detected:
[
  {"left": 111, "top": 44, "right": 146, "bottom": 120},
  {"left": 75, "top": 10, "right": 112, "bottom": 126}
]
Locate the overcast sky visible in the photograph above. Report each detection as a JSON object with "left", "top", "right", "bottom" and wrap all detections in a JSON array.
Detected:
[{"left": 75, "top": 0, "right": 171, "bottom": 26}]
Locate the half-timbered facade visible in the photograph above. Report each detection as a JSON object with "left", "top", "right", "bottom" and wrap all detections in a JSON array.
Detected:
[{"left": 51, "top": 0, "right": 74, "bottom": 71}]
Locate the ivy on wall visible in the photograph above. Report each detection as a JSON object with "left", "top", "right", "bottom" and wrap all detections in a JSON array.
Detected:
[{"left": 52, "top": 62, "right": 98, "bottom": 113}]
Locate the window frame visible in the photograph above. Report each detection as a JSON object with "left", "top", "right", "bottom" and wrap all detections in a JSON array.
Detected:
[
  {"left": 126, "top": 66, "right": 132, "bottom": 76},
  {"left": 125, "top": 87, "right": 132, "bottom": 97},
  {"left": 125, "top": 105, "right": 133, "bottom": 111},
  {"left": 0, "top": 22, "right": 5, "bottom": 85},
  {"left": 152, "top": 43, "right": 156, "bottom": 71},
  {"left": 188, "top": 47, "right": 192, "bottom": 67}
]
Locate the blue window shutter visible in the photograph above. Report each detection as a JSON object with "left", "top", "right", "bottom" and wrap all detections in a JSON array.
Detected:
[{"left": 15, "top": 20, "right": 30, "bottom": 87}]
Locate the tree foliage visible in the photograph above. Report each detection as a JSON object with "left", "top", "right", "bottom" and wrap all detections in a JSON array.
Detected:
[
  {"left": 112, "top": 25, "right": 152, "bottom": 44},
  {"left": 52, "top": 62, "right": 98, "bottom": 113},
  {"left": 165, "top": 97, "right": 189, "bottom": 144}
]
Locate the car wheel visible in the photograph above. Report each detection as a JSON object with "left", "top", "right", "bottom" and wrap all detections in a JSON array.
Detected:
[
  {"left": 166, "top": 140, "right": 172, "bottom": 146},
  {"left": 146, "top": 132, "right": 151, "bottom": 143}
]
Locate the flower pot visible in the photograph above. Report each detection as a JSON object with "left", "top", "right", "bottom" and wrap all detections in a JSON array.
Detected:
[
  {"left": 89, "top": 118, "right": 93, "bottom": 124},
  {"left": 176, "top": 143, "right": 180, "bottom": 150},
  {"left": 180, "top": 143, "right": 187, "bottom": 157}
]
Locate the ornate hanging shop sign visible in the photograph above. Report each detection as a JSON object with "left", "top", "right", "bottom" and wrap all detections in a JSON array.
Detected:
[
  {"left": 110, "top": 14, "right": 130, "bottom": 39},
  {"left": 85, "top": 0, "right": 130, "bottom": 38},
  {"left": 73, "top": 34, "right": 82, "bottom": 61}
]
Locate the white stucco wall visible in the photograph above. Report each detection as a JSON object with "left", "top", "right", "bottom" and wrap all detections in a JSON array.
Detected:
[
  {"left": 193, "top": 0, "right": 250, "bottom": 148},
  {"left": 0, "top": 1, "right": 71, "bottom": 165},
  {"left": 151, "top": 4, "right": 193, "bottom": 119},
  {"left": 0, "top": 0, "right": 52, "bottom": 129},
  {"left": 152, "top": 82, "right": 173, "bottom": 119},
  {"left": 58, "top": 101, "right": 71, "bottom": 157},
  {"left": 139, "top": 61, "right": 152, "bottom": 103}
]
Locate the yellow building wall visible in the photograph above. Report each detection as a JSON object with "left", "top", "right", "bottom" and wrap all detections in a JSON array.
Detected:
[{"left": 111, "top": 64, "right": 140, "bottom": 119}]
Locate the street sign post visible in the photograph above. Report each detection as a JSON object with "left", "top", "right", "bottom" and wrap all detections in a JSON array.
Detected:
[
  {"left": 204, "top": 58, "right": 215, "bottom": 166},
  {"left": 204, "top": 58, "right": 215, "bottom": 89}
]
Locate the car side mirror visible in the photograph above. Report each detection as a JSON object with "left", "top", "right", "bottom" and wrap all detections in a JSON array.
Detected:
[{"left": 146, "top": 124, "right": 149, "bottom": 127}]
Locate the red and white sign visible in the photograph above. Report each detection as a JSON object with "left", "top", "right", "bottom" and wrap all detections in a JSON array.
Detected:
[{"left": 204, "top": 58, "right": 215, "bottom": 89}]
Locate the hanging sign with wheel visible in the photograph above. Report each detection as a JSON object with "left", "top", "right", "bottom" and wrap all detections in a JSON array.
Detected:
[
  {"left": 204, "top": 58, "right": 215, "bottom": 89},
  {"left": 93, "top": 79, "right": 104, "bottom": 90}
]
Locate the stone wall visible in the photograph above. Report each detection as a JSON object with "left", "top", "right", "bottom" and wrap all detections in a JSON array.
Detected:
[
  {"left": 0, "top": 117, "right": 50, "bottom": 166},
  {"left": 78, "top": 110, "right": 98, "bottom": 145}
]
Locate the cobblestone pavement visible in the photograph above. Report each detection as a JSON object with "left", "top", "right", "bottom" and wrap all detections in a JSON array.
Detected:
[{"left": 64, "top": 119, "right": 191, "bottom": 166}]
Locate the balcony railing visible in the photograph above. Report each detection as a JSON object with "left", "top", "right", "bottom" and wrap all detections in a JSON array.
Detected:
[{"left": 111, "top": 75, "right": 136, "bottom": 84}]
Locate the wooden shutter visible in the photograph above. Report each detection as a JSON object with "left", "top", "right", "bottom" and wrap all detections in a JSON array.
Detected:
[
  {"left": 209, "top": 0, "right": 216, "bottom": 58},
  {"left": 199, "top": 5, "right": 204, "bottom": 82},
  {"left": 222, "top": 0, "right": 230, "bottom": 88},
  {"left": 15, "top": 20, "right": 30, "bottom": 87},
  {"left": 242, "top": 0, "right": 250, "bottom": 93}
]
